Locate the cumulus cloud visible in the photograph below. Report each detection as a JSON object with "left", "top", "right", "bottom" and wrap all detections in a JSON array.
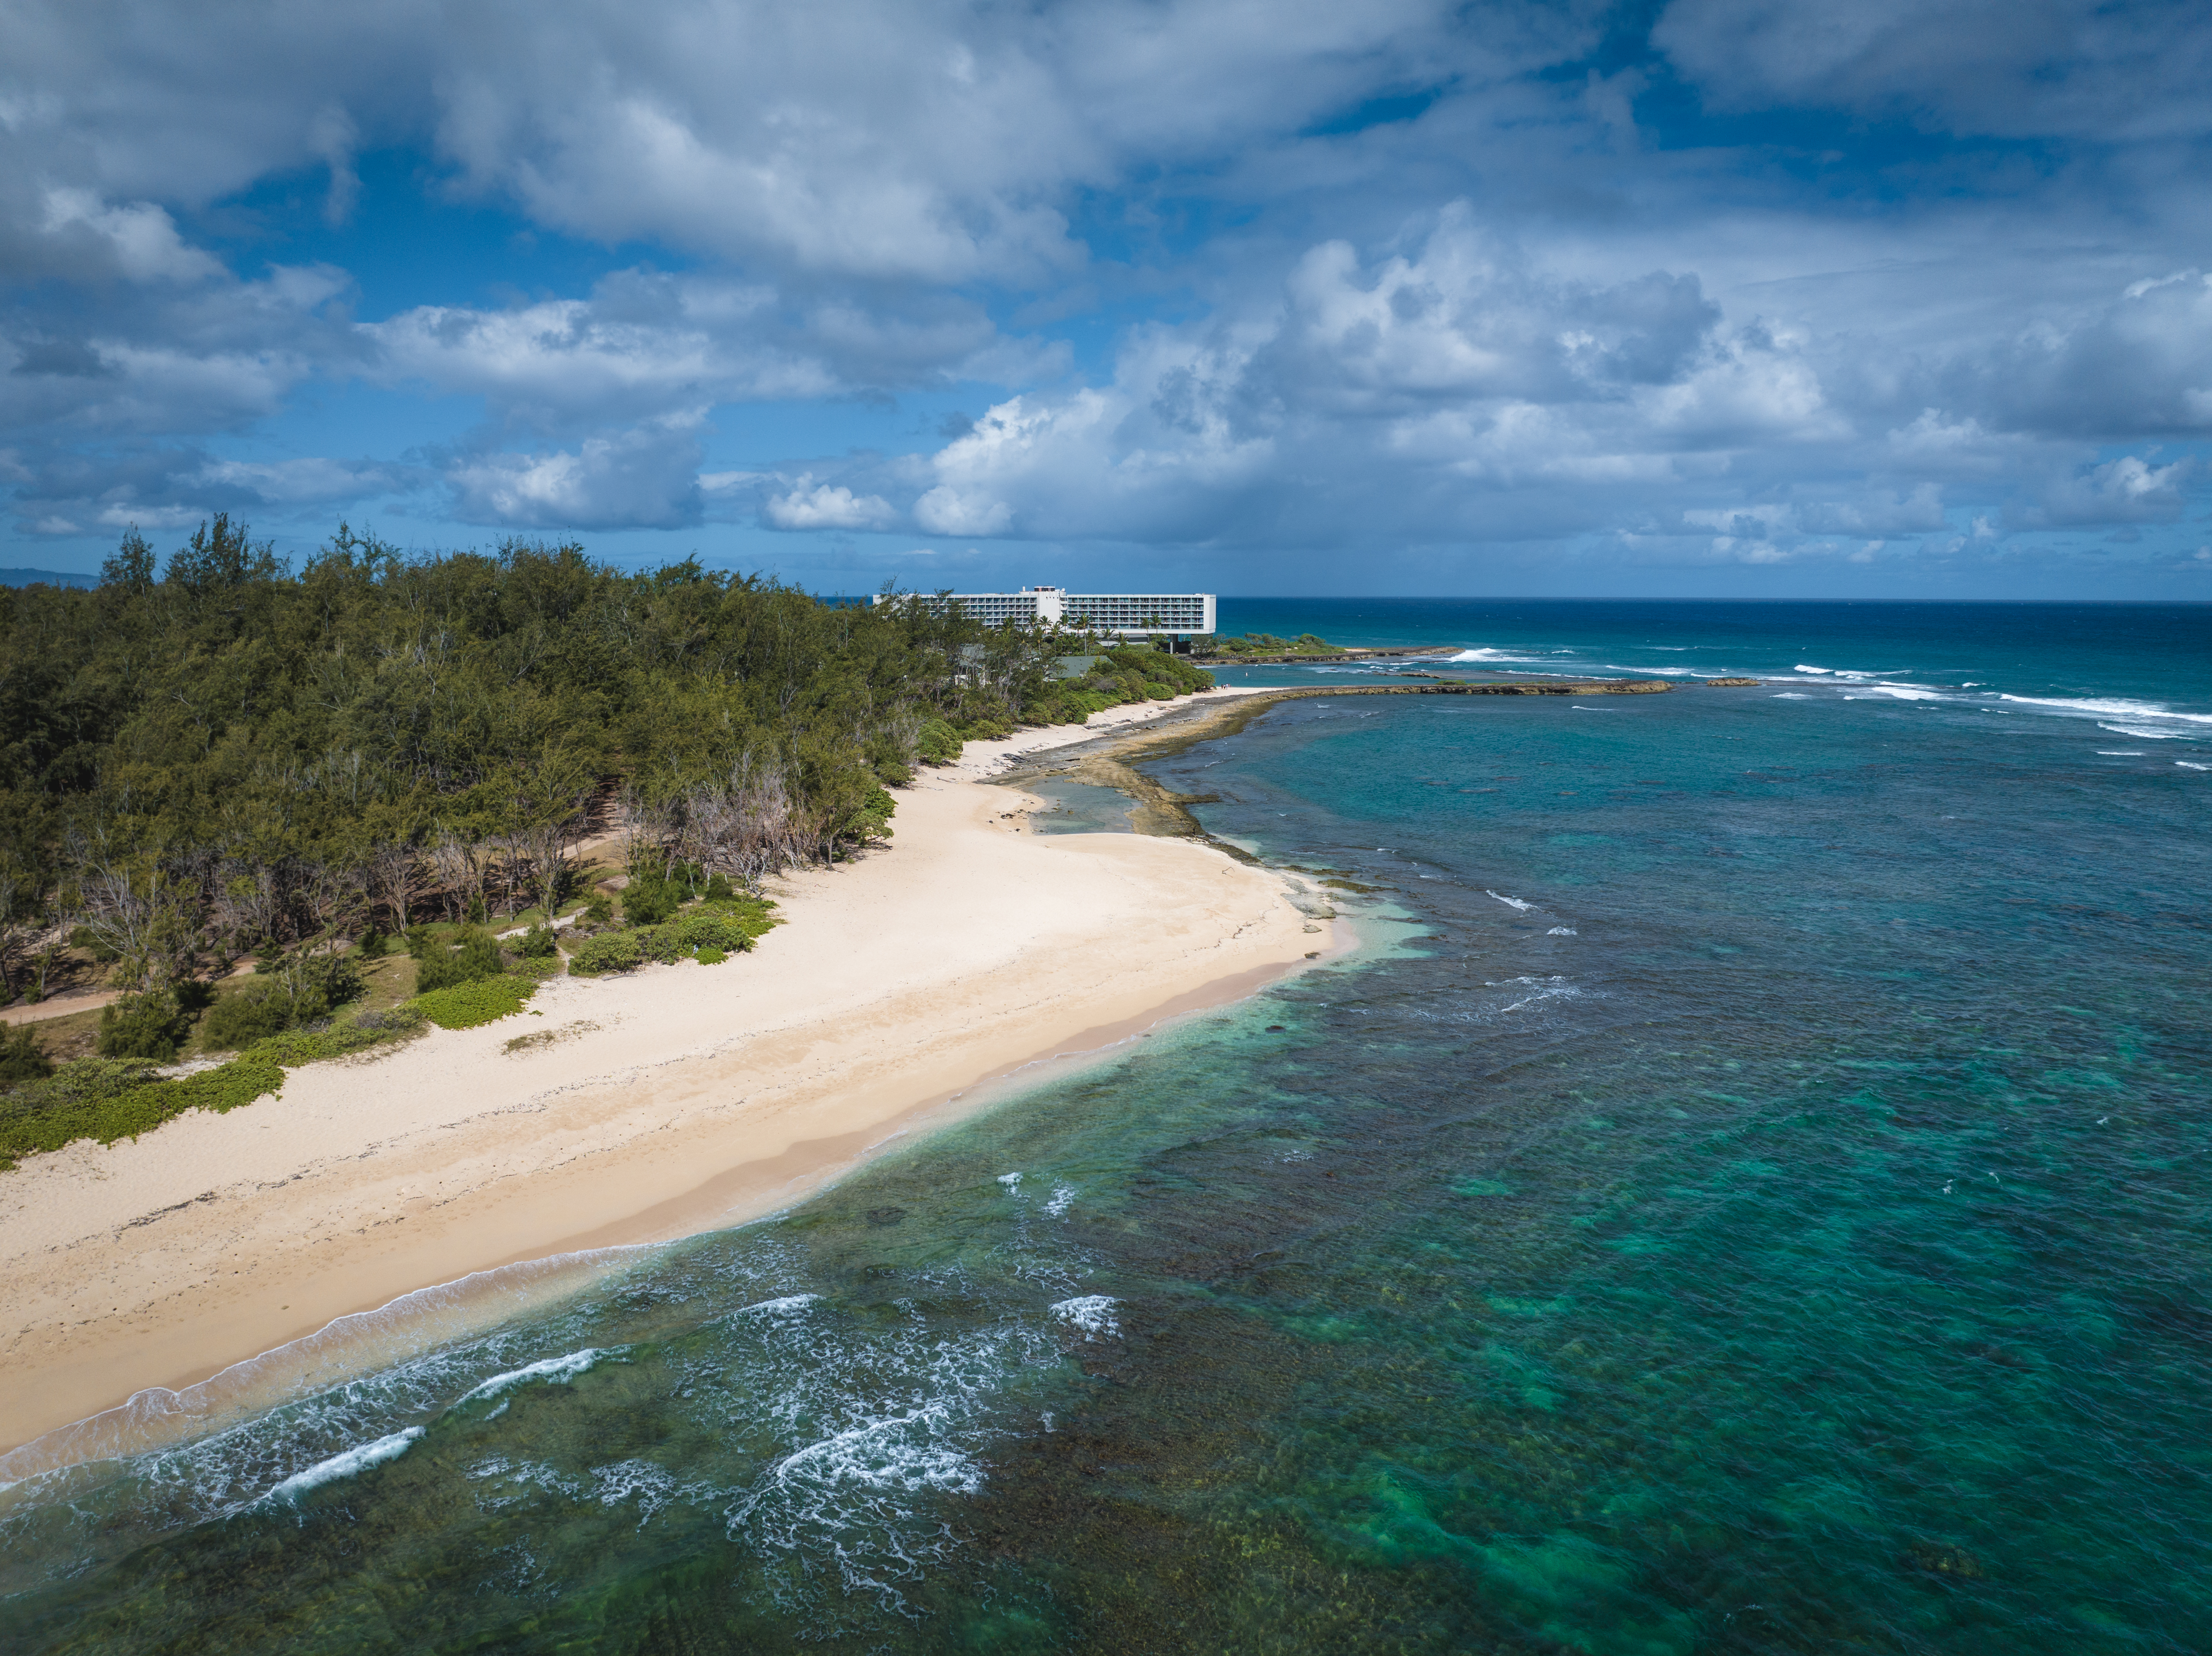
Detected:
[
  {"left": 444, "top": 424, "right": 706, "bottom": 529},
  {"left": 33, "top": 189, "right": 225, "bottom": 284},
  {"left": 4, "top": 0, "right": 2209, "bottom": 584},
  {"left": 1963, "top": 274, "right": 2212, "bottom": 439},
  {"left": 2012, "top": 454, "right": 2194, "bottom": 529},
  {"left": 764, "top": 478, "right": 897, "bottom": 530},
  {"left": 895, "top": 209, "right": 1846, "bottom": 547},
  {"left": 0, "top": 0, "right": 1590, "bottom": 284}
]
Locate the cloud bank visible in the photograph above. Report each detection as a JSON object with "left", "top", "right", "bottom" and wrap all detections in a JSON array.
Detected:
[{"left": 3, "top": 0, "right": 2208, "bottom": 588}]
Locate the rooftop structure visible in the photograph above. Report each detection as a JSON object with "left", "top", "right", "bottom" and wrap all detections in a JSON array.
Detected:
[{"left": 877, "top": 587, "right": 1215, "bottom": 640}]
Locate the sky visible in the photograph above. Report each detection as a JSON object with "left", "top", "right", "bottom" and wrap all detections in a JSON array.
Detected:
[{"left": 5, "top": 0, "right": 2212, "bottom": 598}]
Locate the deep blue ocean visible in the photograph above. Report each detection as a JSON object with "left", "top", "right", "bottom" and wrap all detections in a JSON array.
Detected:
[{"left": 3, "top": 601, "right": 2208, "bottom": 1654}]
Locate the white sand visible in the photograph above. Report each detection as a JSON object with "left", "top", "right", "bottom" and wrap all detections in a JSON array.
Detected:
[{"left": 0, "top": 692, "right": 1330, "bottom": 1458}]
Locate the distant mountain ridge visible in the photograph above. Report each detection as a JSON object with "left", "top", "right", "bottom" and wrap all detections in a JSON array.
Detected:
[{"left": 0, "top": 568, "right": 97, "bottom": 589}]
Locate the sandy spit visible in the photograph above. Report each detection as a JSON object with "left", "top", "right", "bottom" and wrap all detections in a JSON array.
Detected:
[{"left": 0, "top": 689, "right": 1334, "bottom": 1462}]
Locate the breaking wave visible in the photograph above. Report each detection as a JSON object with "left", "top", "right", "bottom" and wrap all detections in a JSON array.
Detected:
[{"left": 266, "top": 1428, "right": 423, "bottom": 1502}]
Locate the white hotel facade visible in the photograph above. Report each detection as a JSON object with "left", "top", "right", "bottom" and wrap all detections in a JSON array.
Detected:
[{"left": 878, "top": 586, "right": 1215, "bottom": 641}]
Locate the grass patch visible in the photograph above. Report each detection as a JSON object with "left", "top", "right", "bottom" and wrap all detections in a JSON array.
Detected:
[{"left": 7, "top": 1002, "right": 106, "bottom": 1064}]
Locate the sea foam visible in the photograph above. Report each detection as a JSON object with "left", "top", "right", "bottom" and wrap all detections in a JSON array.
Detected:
[
  {"left": 2002, "top": 694, "right": 2212, "bottom": 724},
  {"left": 1051, "top": 1296, "right": 1121, "bottom": 1338}
]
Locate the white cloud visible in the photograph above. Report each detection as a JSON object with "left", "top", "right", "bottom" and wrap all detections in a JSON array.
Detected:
[
  {"left": 444, "top": 425, "right": 705, "bottom": 529},
  {"left": 890, "top": 211, "right": 1844, "bottom": 547},
  {"left": 5, "top": 0, "right": 2211, "bottom": 586},
  {"left": 37, "top": 188, "right": 224, "bottom": 284},
  {"left": 197, "top": 456, "right": 403, "bottom": 503},
  {"left": 0, "top": 0, "right": 1589, "bottom": 285},
  {"left": 2013, "top": 454, "right": 2194, "bottom": 529},
  {"left": 764, "top": 477, "right": 896, "bottom": 530},
  {"left": 913, "top": 484, "right": 1012, "bottom": 536}
]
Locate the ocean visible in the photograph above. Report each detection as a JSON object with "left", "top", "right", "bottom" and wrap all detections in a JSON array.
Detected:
[{"left": 3, "top": 600, "right": 2208, "bottom": 1653}]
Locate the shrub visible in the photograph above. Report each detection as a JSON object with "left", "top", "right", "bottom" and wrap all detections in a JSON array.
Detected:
[
  {"left": 568, "top": 930, "right": 646, "bottom": 975},
  {"left": 200, "top": 983, "right": 295, "bottom": 1050},
  {"left": 704, "top": 873, "right": 735, "bottom": 902},
  {"left": 407, "top": 973, "right": 537, "bottom": 1029},
  {"left": 246, "top": 1005, "right": 427, "bottom": 1065},
  {"left": 621, "top": 880, "right": 679, "bottom": 927},
  {"left": 0, "top": 1024, "right": 53, "bottom": 1083},
  {"left": 288, "top": 951, "right": 364, "bottom": 1021},
  {"left": 518, "top": 922, "right": 559, "bottom": 957},
  {"left": 356, "top": 928, "right": 392, "bottom": 958},
  {"left": 98, "top": 987, "right": 193, "bottom": 1060},
  {"left": 200, "top": 949, "right": 364, "bottom": 1049},
  {"left": 918, "top": 718, "right": 963, "bottom": 764},
  {"left": 672, "top": 911, "right": 758, "bottom": 954},
  {"left": 583, "top": 894, "right": 614, "bottom": 926},
  {"left": 694, "top": 945, "right": 728, "bottom": 965},
  {"left": 415, "top": 926, "right": 506, "bottom": 992}
]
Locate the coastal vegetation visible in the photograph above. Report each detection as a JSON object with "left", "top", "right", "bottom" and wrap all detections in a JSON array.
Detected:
[
  {"left": 1197, "top": 631, "right": 1346, "bottom": 659},
  {"left": 0, "top": 518, "right": 1216, "bottom": 1163}
]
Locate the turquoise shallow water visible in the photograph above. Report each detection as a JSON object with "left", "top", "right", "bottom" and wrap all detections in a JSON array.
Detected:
[{"left": 3, "top": 603, "right": 2208, "bottom": 1653}]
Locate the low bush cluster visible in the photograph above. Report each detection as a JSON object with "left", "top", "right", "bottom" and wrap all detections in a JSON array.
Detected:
[
  {"left": 1198, "top": 631, "right": 1344, "bottom": 657},
  {"left": 242, "top": 1005, "right": 427, "bottom": 1065},
  {"left": 198, "top": 949, "right": 368, "bottom": 1052},
  {"left": 0, "top": 1025, "right": 54, "bottom": 1082},
  {"left": 97, "top": 985, "right": 202, "bottom": 1060},
  {"left": 0, "top": 996, "right": 433, "bottom": 1168},
  {"left": 0, "top": 1052, "right": 284, "bottom": 1168},
  {"left": 918, "top": 718, "right": 963, "bottom": 764},
  {"left": 955, "top": 645, "right": 1215, "bottom": 737},
  {"left": 412, "top": 926, "right": 507, "bottom": 992},
  {"left": 566, "top": 899, "right": 778, "bottom": 975},
  {"left": 406, "top": 974, "right": 538, "bottom": 1030}
]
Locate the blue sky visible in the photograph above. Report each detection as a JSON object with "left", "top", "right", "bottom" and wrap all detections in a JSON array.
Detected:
[{"left": 5, "top": 0, "right": 2212, "bottom": 596}]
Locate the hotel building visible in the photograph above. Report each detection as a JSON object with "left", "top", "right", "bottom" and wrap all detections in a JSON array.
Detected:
[{"left": 878, "top": 587, "right": 1216, "bottom": 641}]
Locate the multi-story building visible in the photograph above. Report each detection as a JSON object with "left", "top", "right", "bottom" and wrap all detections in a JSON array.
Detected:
[{"left": 878, "top": 586, "right": 1216, "bottom": 641}]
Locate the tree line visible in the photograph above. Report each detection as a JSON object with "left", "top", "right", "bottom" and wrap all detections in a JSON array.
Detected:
[{"left": 0, "top": 517, "right": 1211, "bottom": 1007}]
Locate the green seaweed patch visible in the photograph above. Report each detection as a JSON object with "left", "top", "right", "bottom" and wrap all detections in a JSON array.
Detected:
[{"left": 407, "top": 974, "right": 538, "bottom": 1029}]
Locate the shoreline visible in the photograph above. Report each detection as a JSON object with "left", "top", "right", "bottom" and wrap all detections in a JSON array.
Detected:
[{"left": 0, "top": 688, "right": 1333, "bottom": 1465}]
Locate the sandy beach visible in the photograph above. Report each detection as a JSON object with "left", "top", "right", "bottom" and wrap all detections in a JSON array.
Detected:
[{"left": 0, "top": 690, "right": 1333, "bottom": 1466}]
